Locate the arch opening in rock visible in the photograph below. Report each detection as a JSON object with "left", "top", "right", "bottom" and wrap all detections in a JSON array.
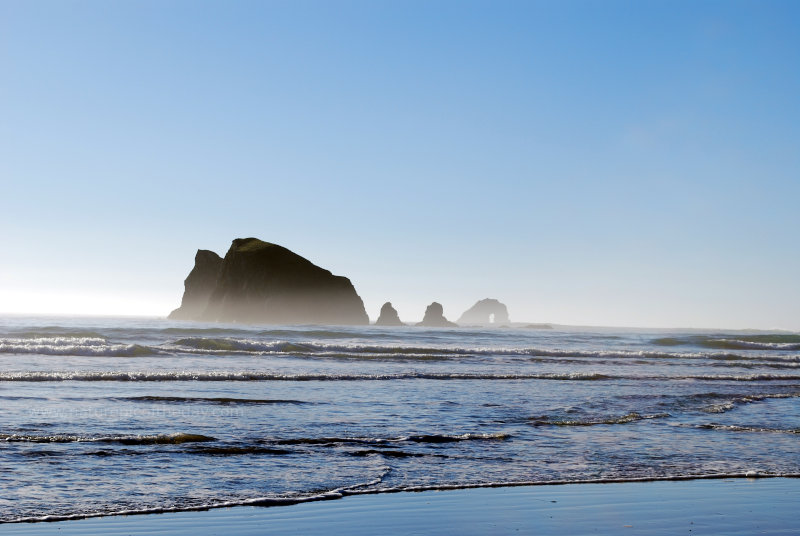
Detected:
[{"left": 457, "top": 299, "right": 509, "bottom": 326}]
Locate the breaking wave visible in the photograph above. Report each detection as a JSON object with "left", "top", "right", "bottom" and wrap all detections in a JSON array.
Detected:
[
  {"left": 163, "top": 339, "right": 800, "bottom": 366},
  {"left": 0, "top": 337, "right": 159, "bottom": 357},
  {"left": 3, "top": 334, "right": 798, "bottom": 364}
]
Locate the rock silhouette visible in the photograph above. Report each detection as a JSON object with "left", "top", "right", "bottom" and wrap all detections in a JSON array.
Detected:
[
  {"left": 168, "top": 250, "right": 223, "bottom": 320},
  {"left": 169, "top": 238, "right": 369, "bottom": 325},
  {"left": 458, "top": 298, "right": 510, "bottom": 325},
  {"left": 416, "top": 302, "right": 458, "bottom": 328},
  {"left": 375, "top": 302, "right": 405, "bottom": 326}
]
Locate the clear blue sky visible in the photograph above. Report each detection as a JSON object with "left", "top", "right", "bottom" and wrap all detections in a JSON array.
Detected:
[{"left": 1, "top": 0, "right": 798, "bottom": 329}]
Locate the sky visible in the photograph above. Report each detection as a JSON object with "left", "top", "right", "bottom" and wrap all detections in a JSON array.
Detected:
[{"left": 1, "top": 0, "right": 798, "bottom": 329}]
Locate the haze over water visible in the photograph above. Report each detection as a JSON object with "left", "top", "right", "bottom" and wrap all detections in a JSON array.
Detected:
[
  {"left": 2, "top": 315, "right": 798, "bottom": 522},
  {"left": 3, "top": 1, "right": 799, "bottom": 330}
]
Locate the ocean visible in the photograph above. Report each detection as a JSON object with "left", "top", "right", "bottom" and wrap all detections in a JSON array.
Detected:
[{"left": 1, "top": 315, "right": 799, "bottom": 523}]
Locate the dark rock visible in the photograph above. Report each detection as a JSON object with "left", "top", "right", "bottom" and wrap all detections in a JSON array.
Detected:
[
  {"left": 375, "top": 302, "right": 405, "bottom": 326},
  {"left": 170, "top": 238, "right": 369, "bottom": 325},
  {"left": 168, "top": 250, "right": 223, "bottom": 320},
  {"left": 457, "top": 298, "right": 510, "bottom": 325},
  {"left": 416, "top": 302, "right": 457, "bottom": 328}
]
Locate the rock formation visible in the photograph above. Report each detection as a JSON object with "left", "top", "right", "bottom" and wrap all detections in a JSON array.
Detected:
[
  {"left": 375, "top": 302, "right": 404, "bottom": 326},
  {"left": 416, "top": 302, "right": 458, "bottom": 328},
  {"left": 169, "top": 238, "right": 369, "bottom": 325},
  {"left": 168, "top": 250, "right": 223, "bottom": 320},
  {"left": 457, "top": 298, "right": 510, "bottom": 325}
]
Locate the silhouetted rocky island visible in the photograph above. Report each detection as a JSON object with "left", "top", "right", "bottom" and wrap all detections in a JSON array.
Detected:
[
  {"left": 169, "top": 238, "right": 369, "bottom": 325},
  {"left": 168, "top": 250, "right": 223, "bottom": 320},
  {"left": 458, "top": 298, "right": 510, "bottom": 325},
  {"left": 375, "top": 302, "right": 405, "bottom": 326},
  {"left": 416, "top": 302, "right": 458, "bottom": 327}
]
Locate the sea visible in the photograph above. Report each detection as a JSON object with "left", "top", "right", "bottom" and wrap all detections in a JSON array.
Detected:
[{"left": 1, "top": 315, "right": 799, "bottom": 523}]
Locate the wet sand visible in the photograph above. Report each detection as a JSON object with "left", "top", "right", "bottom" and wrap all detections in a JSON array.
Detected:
[{"left": 4, "top": 477, "right": 799, "bottom": 535}]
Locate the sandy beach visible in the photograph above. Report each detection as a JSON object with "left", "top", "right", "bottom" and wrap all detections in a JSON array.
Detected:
[{"left": 4, "top": 477, "right": 798, "bottom": 535}]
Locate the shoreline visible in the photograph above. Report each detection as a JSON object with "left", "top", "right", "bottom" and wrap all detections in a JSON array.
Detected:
[{"left": 4, "top": 475, "right": 800, "bottom": 534}]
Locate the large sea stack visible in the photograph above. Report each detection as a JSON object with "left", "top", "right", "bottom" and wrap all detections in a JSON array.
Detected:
[
  {"left": 458, "top": 298, "right": 510, "bottom": 325},
  {"left": 168, "top": 250, "right": 223, "bottom": 320},
  {"left": 169, "top": 238, "right": 369, "bottom": 325}
]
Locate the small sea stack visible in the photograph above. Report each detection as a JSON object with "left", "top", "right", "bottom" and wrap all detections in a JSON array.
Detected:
[
  {"left": 416, "top": 302, "right": 458, "bottom": 328},
  {"left": 375, "top": 302, "right": 405, "bottom": 326}
]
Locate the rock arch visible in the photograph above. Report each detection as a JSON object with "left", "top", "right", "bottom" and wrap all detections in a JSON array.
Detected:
[{"left": 457, "top": 299, "right": 509, "bottom": 325}]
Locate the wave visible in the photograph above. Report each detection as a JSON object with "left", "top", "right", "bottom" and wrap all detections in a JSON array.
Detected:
[
  {"left": 11, "top": 330, "right": 108, "bottom": 339},
  {"left": 699, "top": 392, "right": 800, "bottom": 414},
  {"left": 653, "top": 334, "right": 800, "bottom": 351},
  {"left": 693, "top": 424, "right": 800, "bottom": 434},
  {"left": 270, "top": 433, "right": 509, "bottom": 446},
  {"left": 168, "top": 337, "right": 800, "bottom": 362},
  {"left": 530, "top": 412, "right": 670, "bottom": 427},
  {"left": 169, "top": 337, "right": 486, "bottom": 357},
  {"left": 163, "top": 327, "right": 362, "bottom": 338},
  {"left": 257, "top": 329, "right": 367, "bottom": 339},
  {"left": 161, "top": 327, "right": 254, "bottom": 335},
  {"left": 0, "top": 432, "right": 216, "bottom": 444},
  {"left": 27, "top": 445, "right": 295, "bottom": 457},
  {"left": 5, "top": 472, "right": 800, "bottom": 524},
  {"left": 407, "top": 432, "right": 510, "bottom": 443},
  {"left": 4, "top": 333, "right": 797, "bottom": 363},
  {"left": 121, "top": 396, "right": 309, "bottom": 405},
  {"left": 0, "top": 337, "right": 159, "bottom": 357},
  {"left": 187, "top": 445, "right": 294, "bottom": 456},
  {"left": 3, "top": 370, "right": 800, "bottom": 382},
  {"left": 348, "top": 449, "right": 430, "bottom": 458},
  {"left": 171, "top": 337, "right": 308, "bottom": 353},
  {"left": 0, "top": 371, "right": 614, "bottom": 382}
]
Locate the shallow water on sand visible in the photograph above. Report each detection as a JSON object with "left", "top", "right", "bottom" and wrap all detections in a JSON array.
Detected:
[{"left": 1, "top": 316, "right": 799, "bottom": 522}]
